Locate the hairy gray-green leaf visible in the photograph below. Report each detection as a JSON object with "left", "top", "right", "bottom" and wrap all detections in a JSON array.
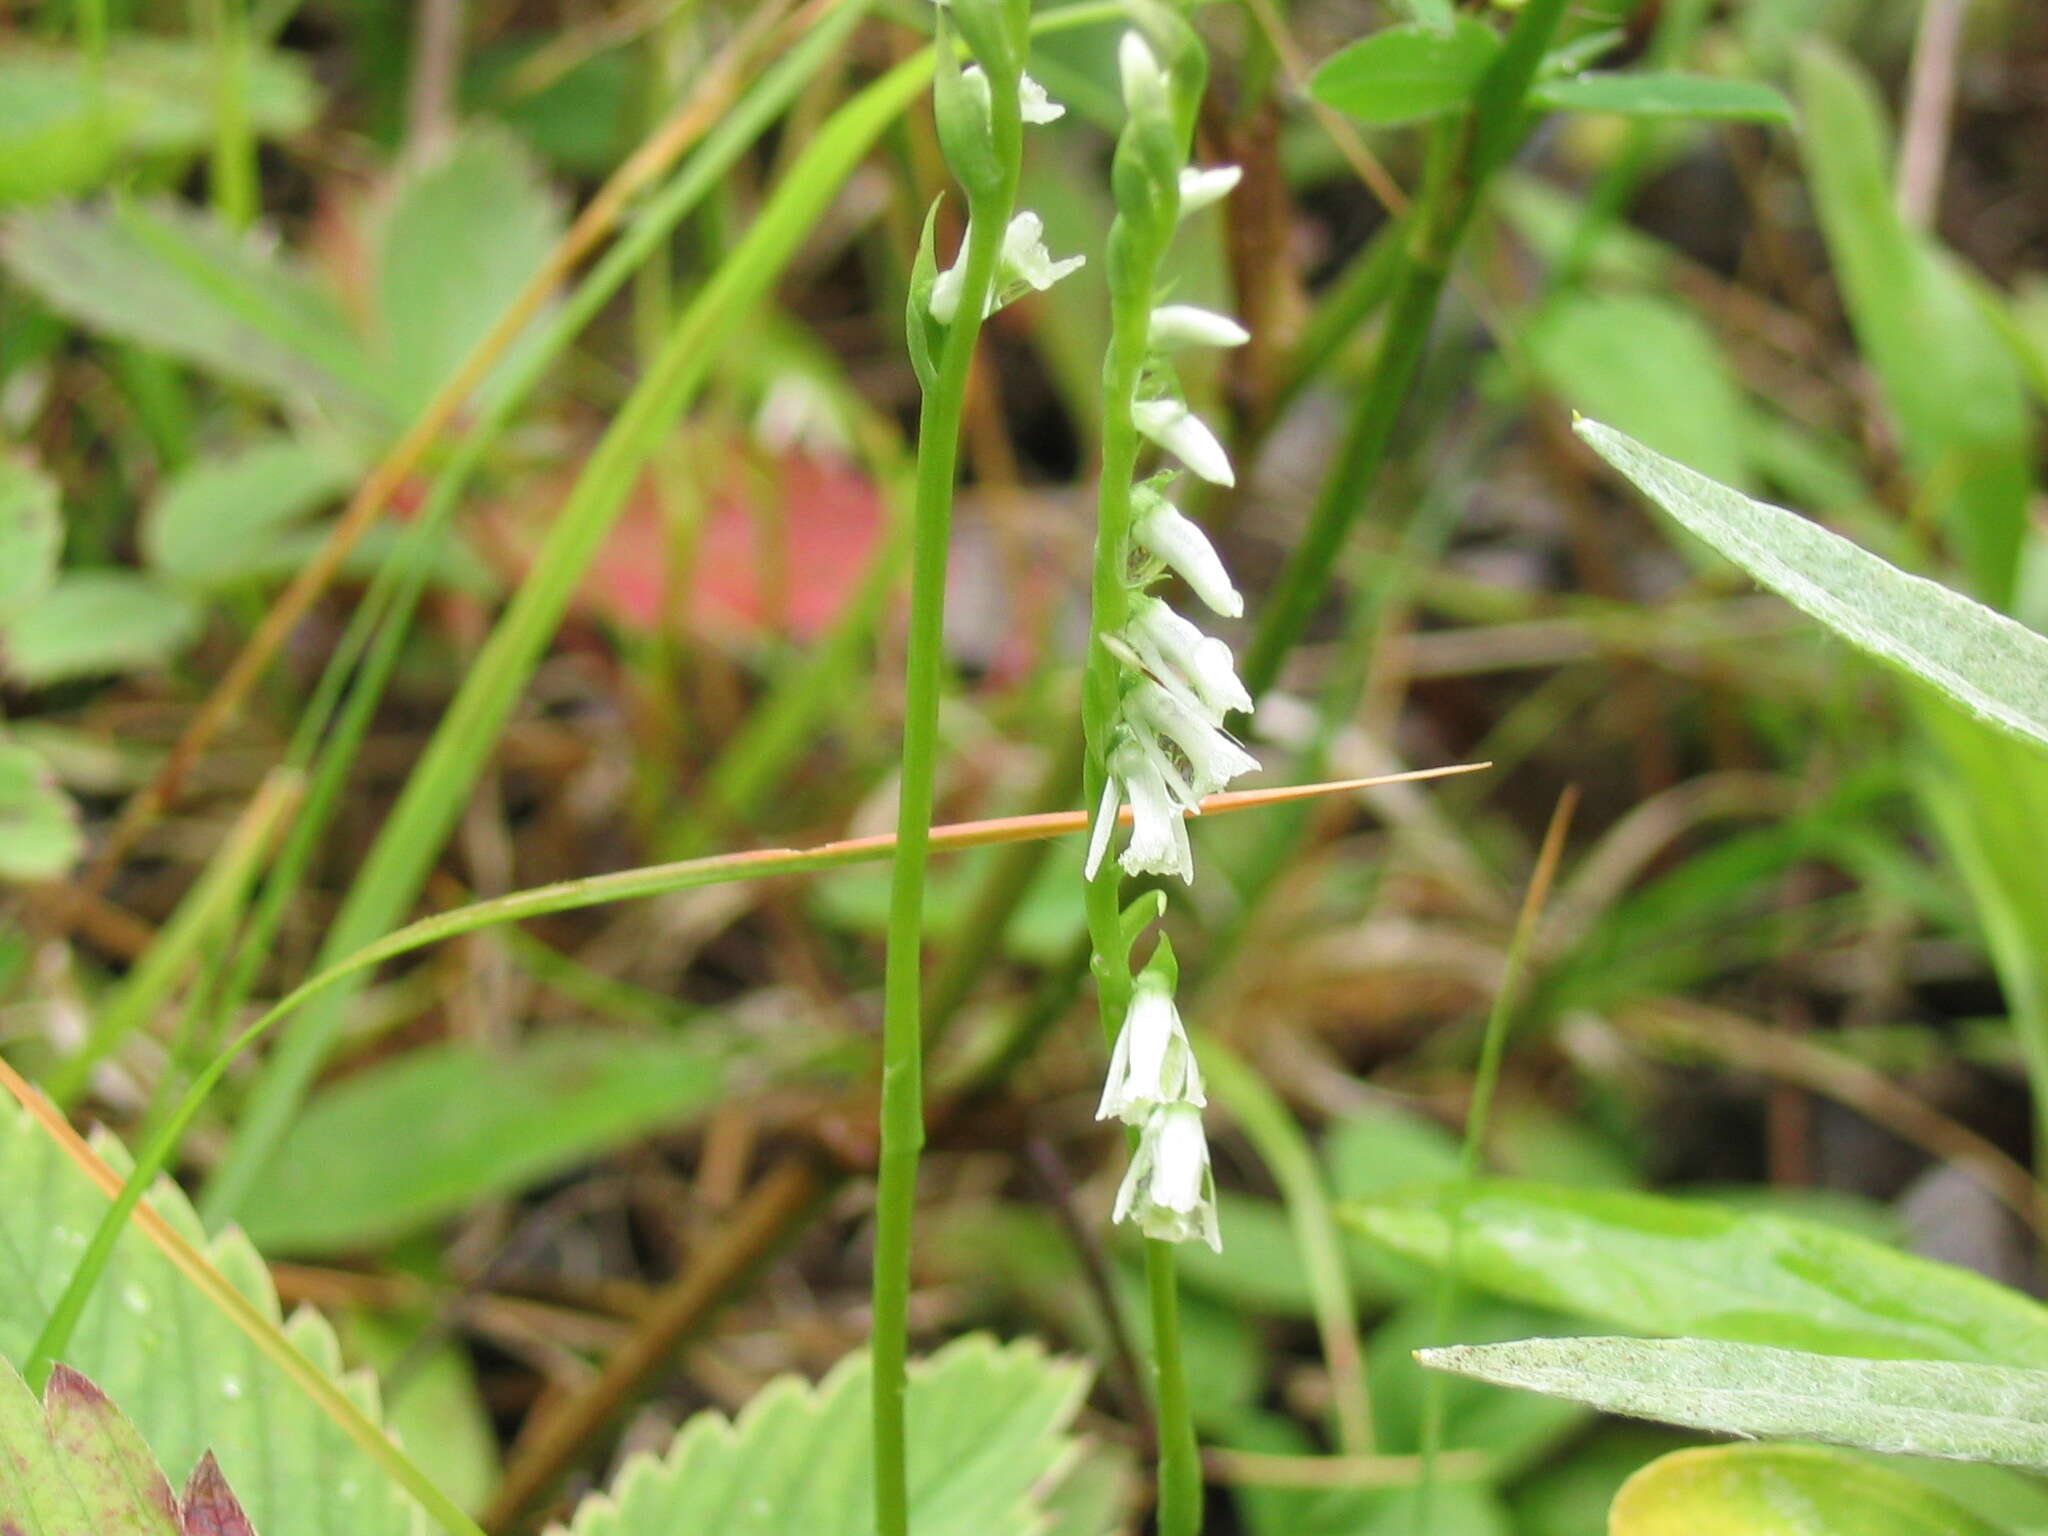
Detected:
[
  {"left": 1575, "top": 419, "right": 2048, "bottom": 757},
  {"left": 0, "top": 455, "right": 63, "bottom": 622},
  {"left": 0, "top": 738, "right": 83, "bottom": 880},
  {"left": 554, "top": 1335, "right": 1090, "bottom": 1536},
  {"left": 1344, "top": 1178, "right": 2048, "bottom": 1365},
  {"left": 0, "top": 1094, "right": 428, "bottom": 1536},
  {"left": 1424, "top": 1337, "right": 2048, "bottom": 1470},
  {"left": 144, "top": 435, "right": 357, "bottom": 588},
  {"left": 3, "top": 572, "right": 201, "bottom": 685},
  {"left": 238, "top": 1033, "right": 730, "bottom": 1253},
  {"left": 1530, "top": 71, "right": 1792, "bottom": 122},
  {"left": 1, "top": 200, "right": 389, "bottom": 414},
  {"left": 372, "top": 130, "right": 562, "bottom": 417}
]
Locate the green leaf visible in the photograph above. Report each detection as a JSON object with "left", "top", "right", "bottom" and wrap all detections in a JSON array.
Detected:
[
  {"left": 1308, "top": 17, "right": 1502, "bottom": 126},
  {"left": 1575, "top": 419, "right": 2048, "bottom": 757},
  {"left": 0, "top": 64, "right": 122, "bottom": 204},
  {"left": 1423, "top": 1337, "right": 2048, "bottom": 1470},
  {"left": 0, "top": 1356, "right": 265, "bottom": 1536},
  {"left": 372, "top": 130, "right": 563, "bottom": 417},
  {"left": 1, "top": 199, "right": 389, "bottom": 415},
  {"left": 1531, "top": 71, "right": 1793, "bottom": 122},
  {"left": 1342, "top": 1179, "right": 2048, "bottom": 1364},
  {"left": 0, "top": 453, "right": 63, "bottom": 622},
  {"left": 0, "top": 1095, "right": 429, "bottom": 1536},
  {"left": 143, "top": 434, "right": 357, "bottom": 588},
  {"left": 1608, "top": 1444, "right": 2009, "bottom": 1535},
  {"left": 3, "top": 571, "right": 201, "bottom": 685},
  {"left": 0, "top": 738, "right": 83, "bottom": 881},
  {"left": 0, "top": 40, "right": 316, "bottom": 198},
  {"left": 556, "top": 1335, "right": 1090, "bottom": 1536},
  {"left": 1530, "top": 293, "right": 1750, "bottom": 490},
  {"left": 1796, "top": 44, "right": 2033, "bottom": 606},
  {"left": 237, "top": 1032, "right": 730, "bottom": 1253}
]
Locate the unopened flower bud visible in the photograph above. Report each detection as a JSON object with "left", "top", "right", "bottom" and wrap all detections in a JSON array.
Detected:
[
  {"left": 1133, "top": 398, "right": 1235, "bottom": 487},
  {"left": 1148, "top": 304, "right": 1250, "bottom": 351}
]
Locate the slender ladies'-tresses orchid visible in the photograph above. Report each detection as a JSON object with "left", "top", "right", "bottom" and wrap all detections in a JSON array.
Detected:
[{"left": 1081, "top": 16, "right": 1252, "bottom": 1274}]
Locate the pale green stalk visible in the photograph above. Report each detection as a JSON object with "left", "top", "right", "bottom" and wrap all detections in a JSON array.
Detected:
[{"left": 873, "top": 19, "right": 1026, "bottom": 1530}]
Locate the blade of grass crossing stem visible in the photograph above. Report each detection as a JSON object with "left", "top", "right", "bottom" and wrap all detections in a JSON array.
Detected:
[
  {"left": 198, "top": 44, "right": 929, "bottom": 1226},
  {"left": 1416, "top": 786, "right": 1576, "bottom": 1531},
  {"left": 48, "top": 771, "right": 301, "bottom": 1107},
  {"left": 0, "top": 1059, "right": 489, "bottom": 1536},
  {"left": 1205, "top": 1043, "right": 1376, "bottom": 1455},
  {"left": 32, "top": 771, "right": 1481, "bottom": 1393}
]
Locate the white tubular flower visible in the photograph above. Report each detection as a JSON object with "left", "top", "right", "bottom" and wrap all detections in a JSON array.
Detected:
[
  {"left": 1098, "top": 971, "right": 1205, "bottom": 1122},
  {"left": 1148, "top": 304, "right": 1250, "bottom": 351},
  {"left": 1178, "top": 165, "right": 1243, "bottom": 218},
  {"left": 1124, "top": 598, "right": 1250, "bottom": 721},
  {"left": 1133, "top": 398, "right": 1234, "bottom": 487},
  {"left": 1118, "top": 30, "right": 1169, "bottom": 118},
  {"left": 929, "top": 211, "right": 1086, "bottom": 324},
  {"left": 1111, "top": 736, "right": 1194, "bottom": 883},
  {"left": 1113, "top": 1100, "right": 1221, "bottom": 1251},
  {"left": 1129, "top": 679, "right": 1257, "bottom": 798},
  {"left": 1019, "top": 73, "right": 1066, "bottom": 124}
]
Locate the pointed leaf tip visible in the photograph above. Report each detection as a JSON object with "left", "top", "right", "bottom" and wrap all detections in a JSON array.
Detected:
[
  {"left": 45, "top": 1363, "right": 110, "bottom": 1409},
  {"left": 181, "top": 1453, "right": 260, "bottom": 1536}
]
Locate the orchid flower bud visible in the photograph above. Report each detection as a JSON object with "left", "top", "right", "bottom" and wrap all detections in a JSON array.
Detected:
[
  {"left": 1148, "top": 304, "right": 1250, "bottom": 351},
  {"left": 1113, "top": 1100, "right": 1221, "bottom": 1250},
  {"left": 1177, "top": 165, "right": 1242, "bottom": 218},
  {"left": 1132, "top": 490, "right": 1243, "bottom": 618},
  {"left": 1118, "top": 30, "right": 1171, "bottom": 121},
  {"left": 1132, "top": 398, "right": 1234, "bottom": 486}
]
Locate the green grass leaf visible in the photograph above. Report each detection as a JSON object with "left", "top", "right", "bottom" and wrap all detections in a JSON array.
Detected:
[
  {"left": 1608, "top": 1444, "right": 2009, "bottom": 1536},
  {"left": 1795, "top": 43, "right": 2033, "bottom": 606},
  {"left": 238, "top": 1033, "right": 730, "bottom": 1253},
  {"left": 0, "top": 1356, "right": 264, "bottom": 1536},
  {"left": 3, "top": 571, "right": 201, "bottom": 685},
  {"left": 1575, "top": 418, "right": 2048, "bottom": 757},
  {"left": 554, "top": 1335, "right": 1090, "bottom": 1536},
  {"left": 1308, "top": 17, "right": 1501, "bottom": 125},
  {"left": 1424, "top": 1337, "right": 2048, "bottom": 1471},
  {"left": 0, "top": 1093, "right": 431, "bottom": 1536},
  {"left": 1343, "top": 1179, "right": 2048, "bottom": 1364},
  {"left": 1530, "top": 71, "right": 1793, "bottom": 122},
  {"left": 1530, "top": 293, "right": 1751, "bottom": 490}
]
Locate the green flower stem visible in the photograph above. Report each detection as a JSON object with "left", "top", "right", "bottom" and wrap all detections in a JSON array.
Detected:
[
  {"left": 1143, "top": 1235, "right": 1203, "bottom": 1533},
  {"left": 1081, "top": 153, "right": 1204, "bottom": 1536},
  {"left": 872, "top": 88, "right": 1024, "bottom": 1536}
]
